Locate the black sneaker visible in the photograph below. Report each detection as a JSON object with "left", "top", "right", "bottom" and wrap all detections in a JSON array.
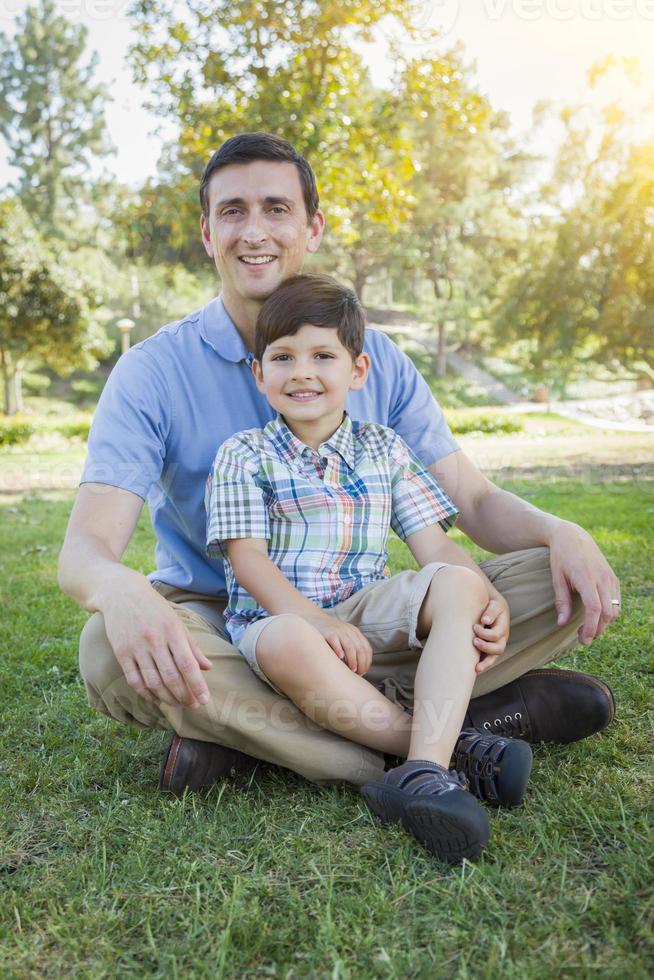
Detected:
[
  {"left": 451, "top": 729, "right": 533, "bottom": 808},
  {"left": 361, "top": 759, "right": 490, "bottom": 864}
]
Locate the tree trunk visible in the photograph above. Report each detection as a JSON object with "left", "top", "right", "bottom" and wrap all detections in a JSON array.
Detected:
[
  {"left": 14, "top": 360, "right": 25, "bottom": 414},
  {"left": 0, "top": 346, "right": 15, "bottom": 416},
  {"left": 436, "top": 320, "right": 447, "bottom": 378},
  {"left": 353, "top": 267, "right": 367, "bottom": 301},
  {"left": 385, "top": 274, "right": 393, "bottom": 307}
]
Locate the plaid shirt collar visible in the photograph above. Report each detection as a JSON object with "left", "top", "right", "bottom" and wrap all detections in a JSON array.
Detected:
[{"left": 263, "top": 412, "right": 356, "bottom": 471}]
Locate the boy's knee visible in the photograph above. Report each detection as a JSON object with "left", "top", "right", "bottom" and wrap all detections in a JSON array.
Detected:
[
  {"left": 430, "top": 564, "right": 487, "bottom": 605},
  {"left": 257, "top": 614, "right": 315, "bottom": 658}
]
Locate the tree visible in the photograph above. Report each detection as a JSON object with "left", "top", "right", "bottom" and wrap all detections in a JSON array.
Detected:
[
  {"left": 493, "top": 59, "right": 654, "bottom": 388},
  {"left": 0, "top": 0, "right": 112, "bottom": 234},
  {"left": 126, "top": 0, "right": 432, "bottom": 294},
  {"left": 390, "top": 52, "right": 526, "bottom": 375},
  {"left": 0, "top": 200, "right": 112, "bottom": 415}
]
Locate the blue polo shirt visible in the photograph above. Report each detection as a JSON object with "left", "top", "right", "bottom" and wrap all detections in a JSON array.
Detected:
[{"left": 81, "top": 296, "right": 459, "bottom": 596}]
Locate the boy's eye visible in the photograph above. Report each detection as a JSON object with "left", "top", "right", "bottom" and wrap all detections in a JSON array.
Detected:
[
  {"left": 315, "top": 352, "right": 335, "bottom": 359},
  {"left": 271, "top": 353, "right": 290, "bottom": 361}
]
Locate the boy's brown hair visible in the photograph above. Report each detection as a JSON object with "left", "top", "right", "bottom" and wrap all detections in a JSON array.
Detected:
[{"left": 255, "top": 274, "right": 365, "bottom": 362}]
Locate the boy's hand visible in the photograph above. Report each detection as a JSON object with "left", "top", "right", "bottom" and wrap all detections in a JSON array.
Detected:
[
  {"left": 309, "top": 616, "right": 373, "bottom": 676},
  {"left": 473, "top": 596, "right": 510, "bottom": 674}
]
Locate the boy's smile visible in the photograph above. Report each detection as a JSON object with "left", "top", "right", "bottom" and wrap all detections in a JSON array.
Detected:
[{"left": 253, "top": 324, "right": 370, "bottom": 449}]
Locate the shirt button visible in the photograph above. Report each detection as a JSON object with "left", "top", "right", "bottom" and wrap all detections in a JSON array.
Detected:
[
  {"left": 331, "top": 564, "right": 339, "bottom": 573},
  {"left": 343, "top": 515, "right": 351, "bottom": 524}
]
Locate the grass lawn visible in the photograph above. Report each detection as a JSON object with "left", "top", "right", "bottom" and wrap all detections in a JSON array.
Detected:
[{"left": 1, "top": 479, "right": 653, "bottom": 977}]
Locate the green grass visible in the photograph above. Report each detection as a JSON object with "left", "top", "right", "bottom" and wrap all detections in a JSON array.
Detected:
[{"left": 1, "top": 482, "right": 653, "bottom": 977}]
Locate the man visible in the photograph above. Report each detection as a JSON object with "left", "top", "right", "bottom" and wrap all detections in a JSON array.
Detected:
[{"left": 58, "top": 133, "right": 618, "bottom": 795}]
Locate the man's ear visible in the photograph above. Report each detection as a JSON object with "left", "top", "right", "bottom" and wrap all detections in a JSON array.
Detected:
[
  {"left": 305, "top": 209, "right": 325, "bottom": 255},
  {"left": 350, "top": 352, "right": 370, "bottom": 391},
  {"left": 200, "top": 214, "right": 213, "bottom": 257}
]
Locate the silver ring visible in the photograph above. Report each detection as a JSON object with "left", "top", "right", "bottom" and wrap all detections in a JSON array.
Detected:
[{"left": 611, "top": 599, "right": 620, "bottom": 605}]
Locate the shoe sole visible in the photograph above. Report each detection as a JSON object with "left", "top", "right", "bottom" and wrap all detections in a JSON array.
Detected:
[
  {"left": 159, "top": 733, "right": 181, "bottom": 792},
  {"left": 361, "top": 782, "right": 490, "bottom": 864}
]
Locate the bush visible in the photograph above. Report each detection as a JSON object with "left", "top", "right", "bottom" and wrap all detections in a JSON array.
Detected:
[
  {"left": 23, "top": 371, "right": 52, "bottom": 394},
  {"left": 69, "top": 378, "right": 104, "bottom": 405},
  {"left": 0, "top": 416, "right": 35, "bottom": 447},
  {"left": 446, "top": 410, "right": 524, "bottom": 436},
  {"left": 55, "top": 417, "right": 91, "bottom": 441}
]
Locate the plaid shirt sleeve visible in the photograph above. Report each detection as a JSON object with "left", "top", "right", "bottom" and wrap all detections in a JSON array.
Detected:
[
  {"left": 205, "top": 434, "right": 270, "bottom": 559},
  {"left": 387, "top": 431, "right": 459, "bottom": 540}
]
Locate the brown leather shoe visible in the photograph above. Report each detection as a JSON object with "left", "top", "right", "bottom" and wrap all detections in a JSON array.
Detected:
[
  {"left": 159, "top": 733, "right": 260, "bottom": 795},
  {"left": 464, "top": 668, "right": 615, "bottom": 745}
]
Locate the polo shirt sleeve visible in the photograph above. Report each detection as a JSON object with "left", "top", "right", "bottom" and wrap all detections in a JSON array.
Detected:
[
  {"left": 80, "top": 346, "right": 172, "bottom": 500},
  {"left": 206, "top": 435, "right": 270, "bottom": 559},
  {"left": 387, "top": 431, "right": 459, "bottom": 540},
  {"left": 372, "top": 329, "right": 459, "bottom": 467}
]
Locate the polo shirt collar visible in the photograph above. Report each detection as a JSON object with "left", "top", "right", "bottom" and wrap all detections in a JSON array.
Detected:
[
  {"left": 199, "top": 296, "right": 251, "bottom": 363},
  {"left": 264, "top": 413, "right": 356, "bottom": 470}
]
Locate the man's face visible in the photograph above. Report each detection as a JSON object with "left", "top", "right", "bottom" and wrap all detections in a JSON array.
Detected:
[{"left": 200, "top": 160, "right": 324, "bottom": 307}]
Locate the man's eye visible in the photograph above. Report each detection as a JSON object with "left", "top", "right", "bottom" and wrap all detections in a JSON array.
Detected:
[
  {"left": 221, "top": 209, "right": 241, "bottom": 217},
  {"left": 270, "top": 207, "right": 287, "bottom": 214}
]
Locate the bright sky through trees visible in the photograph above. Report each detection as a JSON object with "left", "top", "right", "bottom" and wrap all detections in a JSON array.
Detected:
[{"left": 0, "top": 0, "right": 653, "bottom": 186}]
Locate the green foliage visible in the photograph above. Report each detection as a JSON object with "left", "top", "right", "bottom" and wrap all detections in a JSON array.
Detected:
[
  {"left": 22, "top": 370, "right": 52, "bottom": 394},
  {"left": 68, "top": 378, "right": 104, "bottom": 405},
  {"left": 445, "top": 409, "right": 524, "bottom": 436},
  {"left": 493, "top": 60, "right": 654, "bottom": 379},
  {"left": 0, "top": 199, "right": 113, "bottom": 415},
  {"left": 54, "top": 417, "right": 91, "bottom": 441},
  {"left": 0, "top": 416, "right": 34, "bottom": 446},
  {"left": 0, "top": 0, "right": 112, "bottom": 232}
]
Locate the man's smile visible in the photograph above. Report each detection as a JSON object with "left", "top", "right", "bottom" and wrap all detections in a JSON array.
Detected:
[{"left": 239, "top": 255, "right": 277, "bottom": 265}]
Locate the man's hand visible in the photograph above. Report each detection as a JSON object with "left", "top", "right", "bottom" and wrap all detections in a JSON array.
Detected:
[
  {"left": 309, "top": 616, "right": 373, "bottom": 676},
  {"left": 473, "top": 595, "right": 510, "bottom": 674},
  {"left": 103, "top": 574, "right": 212, "bottom": 708},
  {"left": 549, "top": 520, "right": 621, "bottom": 645}
]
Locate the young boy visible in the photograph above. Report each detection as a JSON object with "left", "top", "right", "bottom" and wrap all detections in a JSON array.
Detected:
[{"left": 206, "top": 274, "right": 532, "bottom": 864}]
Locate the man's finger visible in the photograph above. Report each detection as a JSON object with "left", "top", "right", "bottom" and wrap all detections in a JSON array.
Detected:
[
  {"left": 121, "top": 661, "right": 157, "bottom": 702},
  {"left": 577, "top": 586, "right": 602, "bottom": 645},
  {"left": 552, "top": 569, "right": 573, "bottom": 626},
  {"left": 170, "top": 630, "right": 211, "bottom": 704},
  {"left": 135, "top": 654, "right": 179, "bottom": 705},
  {"left": 149, "top": 644, "right": 200, "bottom": 706},
  {"left": 190, "top": 639, "right": 213, "bottom": 671}
]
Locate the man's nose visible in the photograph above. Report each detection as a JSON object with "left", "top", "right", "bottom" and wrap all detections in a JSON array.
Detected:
[{"left": 242, "top": 210, "right": 267, "bottom": 246}]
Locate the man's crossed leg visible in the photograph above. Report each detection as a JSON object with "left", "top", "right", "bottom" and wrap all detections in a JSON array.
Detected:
[{"left": 79, "top": 547, "right": 615, "bottom": 792}]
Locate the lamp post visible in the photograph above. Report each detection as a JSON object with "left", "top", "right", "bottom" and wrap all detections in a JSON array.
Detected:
[{"left": 116, "top": 317, "right": 135, "bottom": 355}]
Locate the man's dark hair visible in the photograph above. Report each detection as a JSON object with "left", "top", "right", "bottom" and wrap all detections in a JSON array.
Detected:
[
  {"left": 199, "top": 132, "right": 320, "bottom": 221},
  {"left": 255, "top": 274, "right": 365, "bottom": 362}
]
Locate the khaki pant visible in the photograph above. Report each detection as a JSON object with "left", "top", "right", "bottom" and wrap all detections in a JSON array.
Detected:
[{"left": 79, "top": 547, "right": 583, "bottom": 787}]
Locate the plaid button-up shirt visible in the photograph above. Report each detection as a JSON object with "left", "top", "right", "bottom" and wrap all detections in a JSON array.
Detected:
[{"left": 206, "top": 413, "right": 458, "bottom": 644}]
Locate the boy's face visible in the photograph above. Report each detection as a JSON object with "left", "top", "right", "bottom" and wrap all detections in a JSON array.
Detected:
[{"left": 252, "top": 324, "right": 370, "bottom": 440}]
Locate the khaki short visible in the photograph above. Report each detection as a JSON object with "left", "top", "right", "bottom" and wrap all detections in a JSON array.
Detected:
[{"left": 238, "top": 562, "right": 449, "bottom": 692}]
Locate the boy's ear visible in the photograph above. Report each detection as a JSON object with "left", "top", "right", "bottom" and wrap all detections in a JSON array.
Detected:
[
  {"left": 349, "top": 352, "right": 370, "bottom": 391},
  {"left": 252, "top": 358, "right": 266, "bottom": 391}
]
